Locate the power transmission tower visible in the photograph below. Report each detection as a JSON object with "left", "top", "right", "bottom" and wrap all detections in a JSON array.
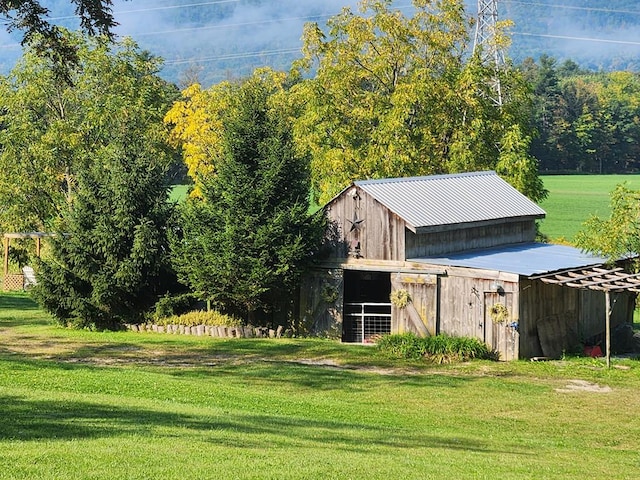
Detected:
[{"left": 473, "top": 0, "right": 505, "bottom": 107}]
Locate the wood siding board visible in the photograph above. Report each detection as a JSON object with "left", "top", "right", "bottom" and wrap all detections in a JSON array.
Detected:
[
  {"left": 325, "top": 187, "right": 407, "bottom": 261},
  {"left": 407, "top": 220, "right": 537, "bottom": 258}
]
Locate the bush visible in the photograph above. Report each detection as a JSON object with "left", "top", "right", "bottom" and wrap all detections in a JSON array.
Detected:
[
  {"left": 153, "top": 293, "right": 200, "bottom": 320},
  {"left": 158, "top": 310, "right": 243, "bottom": 328},
  {"left": 377, "top": 333, "right": 497, "bottom": 363}
]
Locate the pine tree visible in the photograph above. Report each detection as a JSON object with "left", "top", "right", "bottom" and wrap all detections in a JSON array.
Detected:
[
  {"left": 171, "top": 71, "right": 325, "bottom": 324},
  {"left": 33, "top": 149, "right": 176, "bottom": 329}
]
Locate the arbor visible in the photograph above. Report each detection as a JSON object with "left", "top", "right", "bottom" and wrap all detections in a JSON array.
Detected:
[
  {"left": 169, "top": 70, "right": 325, "bottom": 323},
  {"left": 0, "top": 32, "right": 179, "bottom": 232},
  {"left": 292, "top": 0, "right": 546, "bottom": 203}
]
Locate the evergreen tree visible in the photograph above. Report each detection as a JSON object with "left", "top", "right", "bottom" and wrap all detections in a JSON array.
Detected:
[
  {"left": 32, "top": 143, "right": 176, "bottom": 329},
  {"left": 28, "top": 35, "right": 179, "bottom": 329},
  {"left": 170, "top": 71, "right": 325, "bottom": 323}
]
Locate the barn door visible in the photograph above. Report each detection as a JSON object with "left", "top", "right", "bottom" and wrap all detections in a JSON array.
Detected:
[{"left": 483, "top": 292, "right": 519, "bottom": 361}]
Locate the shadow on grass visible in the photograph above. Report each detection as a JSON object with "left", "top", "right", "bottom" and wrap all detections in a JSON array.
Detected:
[
  {"left": 0, "top": 394, "right": 528, "bottom": 456},
  {"left": 0, "top": 292, "right": 40, "bottom": 311}
]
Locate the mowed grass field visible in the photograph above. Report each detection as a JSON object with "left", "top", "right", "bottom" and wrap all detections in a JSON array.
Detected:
[
  {"left": 539, "top": 174, "right": 640, "bottom": 243},
  {"left": 1, "top": 292, "right": 639, "bottom": 479}
]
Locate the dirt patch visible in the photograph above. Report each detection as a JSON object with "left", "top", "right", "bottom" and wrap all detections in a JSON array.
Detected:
[{"left": 555, "top": 379, "right": 612, "bottom": 393}]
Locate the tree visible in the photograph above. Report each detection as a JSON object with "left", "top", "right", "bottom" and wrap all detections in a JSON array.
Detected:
[
  {"left": 32, "top": 136, "right": 177, "bottom": 329},
  {"left": 3, "top": 33, "right": 181, "bottom": 329},
  {"left": 575, "top": 184, "right": 640, "bottom": 268},
  {"left": 292, "top": 0, "right": 546, "bottom": 203},
  {"left": 169, "top": 70, "right": 325, "bottom": 323},
  {"left": 0, "top": 32, "right": 179, "bottom": 233},
  {"left": 0, "top": 0, "right": 126, "bottom": 78}
]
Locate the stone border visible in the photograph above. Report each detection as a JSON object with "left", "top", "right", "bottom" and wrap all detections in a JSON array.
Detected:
[{"left": 124, "top": 323, "right": 288, "bottom": 339}]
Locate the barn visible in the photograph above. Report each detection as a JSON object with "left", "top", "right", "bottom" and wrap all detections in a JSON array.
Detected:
[{"left": 299, "top": 171, "right": 638, "bottom": 360}]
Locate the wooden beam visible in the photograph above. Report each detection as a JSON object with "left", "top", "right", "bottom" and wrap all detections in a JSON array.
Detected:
[
  {"left": 605, "top": 290, "right": 611, "bottom": 369},
  {"left": 3, "top": 236, "right": 8, "bottom": 277}
]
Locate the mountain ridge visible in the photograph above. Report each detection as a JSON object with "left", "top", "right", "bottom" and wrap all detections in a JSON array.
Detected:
[{"left": 0, "top": 0, "right": 638, "bottom": 86}]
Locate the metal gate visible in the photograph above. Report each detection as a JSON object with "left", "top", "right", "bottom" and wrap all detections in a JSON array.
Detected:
[{"left": 343, "top": 302, "right": 392, "bottom": 343}]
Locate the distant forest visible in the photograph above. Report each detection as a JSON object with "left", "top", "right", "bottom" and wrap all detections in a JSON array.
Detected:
[{"left": 522, "top": 56, "right": 640, "bottom": 174}]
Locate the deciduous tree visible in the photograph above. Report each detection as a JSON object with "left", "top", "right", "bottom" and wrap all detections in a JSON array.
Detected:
[
  {"left": 292, "top": 0, "right": 546, "bottom": 203},
  {"left": 575, "top": 184, "right": 640, "bottom": 266},
  {"left": 0, "top": 32, "right": 178, "bottom": 232}
]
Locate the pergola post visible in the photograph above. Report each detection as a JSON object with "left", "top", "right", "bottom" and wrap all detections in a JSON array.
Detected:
[
  {"left": 605, "top": 290, "right": 611, "bottom": 369},
  {"left": 3, "top": 236, "right": 9, "bottom": 277}
]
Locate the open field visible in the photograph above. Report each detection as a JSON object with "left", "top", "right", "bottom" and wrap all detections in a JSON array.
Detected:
[
  {"left": 1, "top": 292, "right": 639, "bottom": 479},
  {"left": 539, "top": 174, "right": 640, "bottom": 243}
]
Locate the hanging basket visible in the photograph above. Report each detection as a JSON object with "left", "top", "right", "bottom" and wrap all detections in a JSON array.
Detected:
[
  {"left": 390, "top": 289, "right": 411, "bottom": 308},
  {"left": 489, "top": 303, "right": 510, "bottom": 323}
]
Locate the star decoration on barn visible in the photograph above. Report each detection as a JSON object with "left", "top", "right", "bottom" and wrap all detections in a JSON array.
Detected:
[{"left": 346, "top": 211, "right": 365, "bottom": 232}]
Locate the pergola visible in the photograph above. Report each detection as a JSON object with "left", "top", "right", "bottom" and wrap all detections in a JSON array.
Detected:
[
  {"left": 2, "top": 232, "right": 54, "bottom": 290},
  {"left": 530, "top": 265, "right": 640, "bottom": 367}
]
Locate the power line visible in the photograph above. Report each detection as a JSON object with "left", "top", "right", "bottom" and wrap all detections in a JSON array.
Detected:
[
  {"left": 48, "top": 1, "right": 241, "bottom": 22},
  {"left": 125, "top": 13, "right": 335, "bottom": 38},
  {"left": 163, "top": 47, "right": 301, "bottom": 66},
  {"left": 513, "top": 32, "right": 640, "bottom": 46},
  {"left": 504, "top": 1, "right": 640, "bottom": 16}
]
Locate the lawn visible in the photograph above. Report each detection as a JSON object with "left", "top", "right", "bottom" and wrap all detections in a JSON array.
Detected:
[
  {"left": 1, "top": 292, "right": 639, "bottom": 479},
  {"left": 539, "top": 174, "right": 640, "bottom": 242}
]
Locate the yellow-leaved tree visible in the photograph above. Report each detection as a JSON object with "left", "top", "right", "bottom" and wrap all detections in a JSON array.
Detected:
[{"left": 165, "top": 69, "right": 290, "bottom": 197}]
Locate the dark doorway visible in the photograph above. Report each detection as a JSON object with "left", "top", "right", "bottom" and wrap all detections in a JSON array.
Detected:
[{"left": 342, "top": 270, "right": 391, "bottom": 342}]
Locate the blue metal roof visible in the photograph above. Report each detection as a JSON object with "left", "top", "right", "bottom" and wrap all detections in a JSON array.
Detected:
[
  {"left": 355, "top": 171, "right": 546, "bottom": 230},
  {"left": 409, "top": 242, "right": 609, "bottom": 276}
]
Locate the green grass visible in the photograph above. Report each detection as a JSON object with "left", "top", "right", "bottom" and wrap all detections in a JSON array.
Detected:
[
  {"left": 168, "top": 184, "right": 190, "bottom": 203},
  {"left": 1, "top": 292, "right": 640, "bottom": 479},
  {"left": 539, "top": 174, "right": 640, "bottom": 242}
]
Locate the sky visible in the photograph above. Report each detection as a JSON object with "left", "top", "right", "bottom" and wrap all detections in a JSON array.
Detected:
[{"left": 0, "top": 1, "right": 638, "bottom": 86}]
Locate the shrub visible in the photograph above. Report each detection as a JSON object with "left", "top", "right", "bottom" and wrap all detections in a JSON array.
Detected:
[
  {"left": 159, "top": 310, "right": 243, "bottom": 328},
  {"left": 377, "top": 333, "right": 497, "bottom": 363},
  {"left": 153, "top": 293, "right": 200, "bottom": 320}
]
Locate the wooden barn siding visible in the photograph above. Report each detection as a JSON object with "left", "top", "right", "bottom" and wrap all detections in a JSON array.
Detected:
[
  {"left": 406, "top": 220, "right": 537, "bottom": 257},
  {"left": 518, "top": 279, "right": 634, "bottom": 358},
  {"left": 325, "top": 187, "right": 405, "bottom": 261},
  {"left": 437, "top": 268, "right": 520, "bottom": 361},
  {"left": 298, "top": 268, "right": 344, "bottom": 339},
  {"left": 390, "top": 273, "right": 438, "bottom": 336}
]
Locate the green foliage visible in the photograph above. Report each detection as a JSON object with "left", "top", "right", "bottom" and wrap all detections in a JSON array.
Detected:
[
  {"left": 525, "top": 56, "right": 640, "bottom": 174},
  {"left": 29, "top": 35, "right": 180, "bottom": 329},
  {"left": 575, "top": 183, "right": 640, "bottom": 264},
  {"left": 376, "top": 333, "right": 497, "bottom": 363},
  {"left": 158, "top": 310, "right": 243, "bottom": 327},
  {"left": 0, "top": 32, "right": 180, "bottom": 232},
  {"left": 153, "top": 293, "right": 201, "bottom": 319},
  {"left": 170, "top": 70, "right": 326, "bottom": 322},
  {"left": 292, "top": 0, "right": 545, "bottom": 203}
]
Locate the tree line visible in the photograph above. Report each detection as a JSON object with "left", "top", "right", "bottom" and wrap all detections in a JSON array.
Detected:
[
  {"left": 0, "top": 0, "right": 638, "bottom": 330},
  {"left": 523, "top": 55, "right": 640, "bottom": 174}
]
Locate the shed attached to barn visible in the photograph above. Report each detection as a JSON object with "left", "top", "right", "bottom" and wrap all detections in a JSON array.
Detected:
[{"left": 299, "top": 171, "right": 637, "bottom": 360}]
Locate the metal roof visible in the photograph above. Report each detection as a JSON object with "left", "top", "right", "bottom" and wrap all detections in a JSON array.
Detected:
[
  {"left": 408, "top": 242, "right": 609, "bottom": 276},
  {"left": 355, "top": 171, "right": 545, "bottom": 229}
]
